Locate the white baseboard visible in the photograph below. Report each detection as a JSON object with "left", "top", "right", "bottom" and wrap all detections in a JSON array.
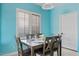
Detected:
[{"left": 1, "top": 51, "right": 18, "bottom": 56}]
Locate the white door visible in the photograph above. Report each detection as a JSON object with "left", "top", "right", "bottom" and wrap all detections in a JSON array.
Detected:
[{"left": 59, "top": 12, "right": 78, "bottom": 51}]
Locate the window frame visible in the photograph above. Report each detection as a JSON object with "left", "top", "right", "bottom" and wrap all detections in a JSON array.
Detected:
[{"left": 16, "top": 8, "right": 41, "bottom": 36}]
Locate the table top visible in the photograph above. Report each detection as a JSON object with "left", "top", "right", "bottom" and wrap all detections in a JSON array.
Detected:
[{"left": 21, "top": 38, "right": 44, "bottom": 47}]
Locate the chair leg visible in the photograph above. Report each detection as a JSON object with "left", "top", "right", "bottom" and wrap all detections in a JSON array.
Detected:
[
  {"left": 57, "top": 46, "right": 61, "bottom": 56},
  {"left": 18, "top": 51, "right": 21, "bottom": 56},
  {"left": 57, "top": 49, "right": 59, "bottom": 56},
  {"left": 57, "top": 40, "right": 62, "bottom": 56},
  {"left": 43, "top": 52, "right": 45, "bottom": 56},
  {"left": 59, "top": 40, "right": 62, "bottom": 56},
  {"left": 59, "top": 41, "right": 62, "bottom": 56},
  {"left": 50, "top": 50, "right": 54, "bottom": 56}
]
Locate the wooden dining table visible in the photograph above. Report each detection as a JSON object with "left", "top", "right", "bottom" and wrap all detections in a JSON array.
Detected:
[
  {"left": 21, "top": 35, "right": 62, "bottom": 56},
  {"left": 21, "top": 38, "right": 44, "bottom": 56}
]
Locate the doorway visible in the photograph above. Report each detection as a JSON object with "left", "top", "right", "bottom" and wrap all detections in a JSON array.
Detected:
[{"left": 59, "top": 12, "right": 78, "bottom": 51}]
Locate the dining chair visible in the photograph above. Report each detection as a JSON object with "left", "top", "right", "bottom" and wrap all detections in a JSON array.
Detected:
[
  {"left": 36, "top": 33, "right": 42, "bottom": 38},
  {"left": 51, "top": 34, "right": 62, "bottom": 56},
  {"left": 34, "top": 34, "right": 62, "bottom": 56},
  {"left": 16, "top": 37, "right": 31, "bottom": 56},
  {"left": 35, "top": 36, "right": 53, "bottom": 56},
  {"left": 26, "top": 34, "right": 35, "bottom": 39},
  {"left": 43, "top": 37, "right": 53, "bottom": 56}
]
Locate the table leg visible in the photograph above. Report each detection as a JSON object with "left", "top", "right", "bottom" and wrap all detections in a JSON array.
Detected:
[{"left": 31, "top": 47, "right": 34, "bottom": 56}]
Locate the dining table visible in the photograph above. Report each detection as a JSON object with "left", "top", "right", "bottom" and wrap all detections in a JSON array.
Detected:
[
  {"left": 21, "top": 38, "right": 44, "bottom": 56},
  {"left": 20, "top": 35, "right": 62, "bottom": 56}
]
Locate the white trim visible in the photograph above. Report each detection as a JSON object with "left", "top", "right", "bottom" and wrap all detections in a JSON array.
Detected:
[{"left": 16, "top": 8, "right": 41, "bottom": 16}]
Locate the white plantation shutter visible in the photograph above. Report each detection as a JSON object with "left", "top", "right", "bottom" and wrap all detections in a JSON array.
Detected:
[
  {"left": 17, "top": 9, "right": 40, "bottom": 36},
  {"left": 31, "top": 14, "right": 40, "bottom": 34},
  {"left": 24, "top": 13, "right": 30, "bottom": 34},
  {"left": 17, "top": 11, "right": 25, "bottom": 36}
]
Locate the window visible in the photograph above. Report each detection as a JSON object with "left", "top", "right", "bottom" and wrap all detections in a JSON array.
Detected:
[
  {"left": 31, "top": 14, "right": 40, "bottom": 34},
  {"left": 16, "top": 9, "right": 41, "bottom": 36}
]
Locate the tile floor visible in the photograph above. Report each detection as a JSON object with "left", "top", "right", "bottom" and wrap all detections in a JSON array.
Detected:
[
  {"left": 3, "top": 48, "right": 79, "bottom": 56},
  {"left": 61, "top": 48, "right": 78, "bottom": 56},
  {"left": 36, "top": 48, "right": 78, "bottom": 56}
]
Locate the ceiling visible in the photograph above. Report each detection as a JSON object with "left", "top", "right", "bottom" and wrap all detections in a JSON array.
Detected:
[
  {"left": 36, "top": 3, "right": 63, "bottom": 6},
  {"left": 35, "top": 3, "right": 45, "bottom": 6},
  {"left": 35, "top": 3, "right": 64, "bottom": 10}
]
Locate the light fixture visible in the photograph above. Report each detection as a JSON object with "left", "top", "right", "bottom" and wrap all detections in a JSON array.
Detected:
[{"left": 42, "top": 3, "right": 54, "bottom": 10}]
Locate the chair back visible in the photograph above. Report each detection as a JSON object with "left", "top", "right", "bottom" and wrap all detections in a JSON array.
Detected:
[
  {"left": 16, "top": 37, "right": 23, "bottom": 56},
  {"left": 51, "top": 34, "right": 62, "bottom": 56},
  {"left": 43, "top": 37, "right": 52, "bottom": 55},
  {"left": 37, "top": 33, "right": 42, "bottom": 38}
]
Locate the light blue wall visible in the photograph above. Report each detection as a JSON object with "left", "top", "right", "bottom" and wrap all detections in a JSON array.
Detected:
[
  {"left": 51, "top": 3, "right": 79, "bottom": 52},
  {"left": 0, "top": 4, "right": 1, "bottom": 42},
  {"left": 0, "top": 3, "right": 51, "bottom": 55},
  {"left": 0, "top": 4, "right": 1, "bottom": 52}
]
